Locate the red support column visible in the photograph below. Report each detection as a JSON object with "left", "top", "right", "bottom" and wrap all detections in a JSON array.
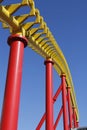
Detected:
[
  {"left": 76, "top": 121, "right": 79, "bottom": 128},
  {"left": 36, "top": 85, "right": 62, "bottom": 130},
  {"left": 61, "top": 74, "right": 68, "bottom": 130},
  {"left": 1, "top": 34, "right": 28, "bottom": 130},
  {"left": 73, "top": 107, "right": 77, "bottom": 128},
  {"left": 44, "top": 58, "right": 54, "bottom": 130},
  {"left": 67, "top": 87, "right": 72, "bottom": 129}
]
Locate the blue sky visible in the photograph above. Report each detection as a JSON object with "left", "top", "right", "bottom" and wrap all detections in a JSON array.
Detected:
[{"left": 0, "top": 0, "right": 87, "bottom": 130}]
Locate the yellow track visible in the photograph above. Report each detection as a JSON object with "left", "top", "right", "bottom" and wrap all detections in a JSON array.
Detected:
[{"left": 0, "top": 0, "right": 79, "bottom": 121}]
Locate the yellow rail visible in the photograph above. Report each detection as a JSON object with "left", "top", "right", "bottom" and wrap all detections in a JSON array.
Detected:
[{"left": 0, "top": 0, "right": 79, "bottom": 121}]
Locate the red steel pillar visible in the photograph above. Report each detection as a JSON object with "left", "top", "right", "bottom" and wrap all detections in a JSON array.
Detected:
[
  {"left": 44, "top": 58, "right": 54, "bottom": 130},
  {"left": 61, "top": 74, "right": 68, "bottom": 130},
  {"left": 73, "top": 107, "right": 77, "bottom": 128},
  {"left": 67, "top": 87, "right": 72, "bottom": 129},
  {"left": 1, "top": 34, "right": 28, "bottom": 130},
  {"left": 76, "top": 121, "right": 79, "bottom": 128}
]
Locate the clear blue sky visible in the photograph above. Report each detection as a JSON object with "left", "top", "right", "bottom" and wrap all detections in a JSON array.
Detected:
[{"left": 0, "top": 0, "right": 87, "bottom": 130}]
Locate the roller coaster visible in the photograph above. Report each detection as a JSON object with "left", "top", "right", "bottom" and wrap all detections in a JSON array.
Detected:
[{"left": 0, "top": 0, "right": 80, "bottom": 130}]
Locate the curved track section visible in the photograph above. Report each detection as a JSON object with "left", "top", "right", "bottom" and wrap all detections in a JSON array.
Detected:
[{"left": 0, "top": 0, "right": 79, "bottom": 121}]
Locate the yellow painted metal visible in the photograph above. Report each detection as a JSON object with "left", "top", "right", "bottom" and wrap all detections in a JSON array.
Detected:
[{"left": 0, "top": 0, "right": 79, "bottom": 121}]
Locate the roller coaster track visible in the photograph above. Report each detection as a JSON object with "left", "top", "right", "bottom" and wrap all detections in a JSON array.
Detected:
[{"left": 0, "top": 0, "right": 79, "bottom": 123}]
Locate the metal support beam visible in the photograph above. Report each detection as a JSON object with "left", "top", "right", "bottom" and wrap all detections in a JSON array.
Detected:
[
  {"left": 44, "top": 58, "right": 54, "bottom": 130},
  {"left": 67, "top": 87, "right": 73, "bottom": 129},
  {"left": 53, "top": 84, "right": 62, "bottom": 102},
  {"left": 54, "top": 106, "right": 63, "bottom": 129},
  {"left": 36, "top": 84, "right": 62, "bottom": 129},
  {"left": 36, "top": 113, "right": 46, "bottom": 130},
  {"left": 73, "top": 107, "right": 77, "bottom": 128},
  {"left": 1, "top": 34, "right": 28, "bottom": 130},
  {"left": 61, "top": 74, "right": 69, "bottom": 130},
  {"left": 76, "top": 121, "right": 79, "bottom": 128}
]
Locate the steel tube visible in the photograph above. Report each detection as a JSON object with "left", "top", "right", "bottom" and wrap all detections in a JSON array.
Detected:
[
  {"left": 36, "top": 84, "right": 62, "bottom": 129},
  {"left": 73, "top": 107, "right": 77, "bottom": 128},
  {"left": 1, "top": 34, "right": 28, "bottom": 130},
  {"left": 44, "top": 58, "right": 54, "bottom": 130},
  {"left": 67, "top": 87, "right": 73, "bottom": 129},
  {"left": 54, "top": 106, "right": 63, "bottom": 129},
  {"left": 61, "top": 74, "right": 69, "bottom": 130}
]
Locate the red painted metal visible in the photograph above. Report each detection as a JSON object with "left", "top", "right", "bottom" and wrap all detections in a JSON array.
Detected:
[
  {"left": 1, "top": 34, "right": 28, "bottom": 130},
  {"left": 61, "top": 74, "right": 69, "bottom": 130},
  {"left": 67, "top": 87, "right": 72, "bottom": 129},
  {"left": 36, "top": 113, "right": 46, "bottom": 130},
  {"left": 54, "top": 106, "right": 63, "bottom": 130},
  {"left": 73, "top": 107, "right": 77, "bottom": 128},
  {"left": 76, "top": 121, "right": 79, "bottom": 128},
  {"left": 44, "top": 58, "right": 54, "bottom": 130},
  {"left": 36, "top": 84, "right": 62, "bottom": 129},
  {"left": 53, "top": 84, "right": 62, "bottom": 102}
]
